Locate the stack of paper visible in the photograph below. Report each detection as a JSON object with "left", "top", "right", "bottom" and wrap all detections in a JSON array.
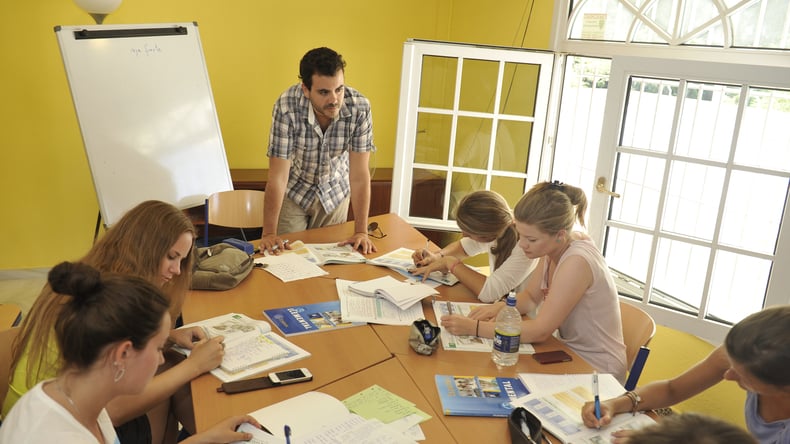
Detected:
[
  {"left": 514, "top": 373, "right": 655, "bottom": 444},
  {"left": 253, "top": 253, "right": 328, "bottom": 282},
  {"left": 349, "top": 275, "right": 437, "bottom": 310},
  {"left": 336, "top": 279, "right": 425, "bottom": 326}
]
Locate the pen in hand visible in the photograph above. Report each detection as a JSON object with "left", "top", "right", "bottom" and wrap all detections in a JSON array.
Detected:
[
  {"left": 593, "top": 370, "right": 601, "bottom": 429},
  {"left": 446, "top": 300, "right": 453, "bottom": 316},
  {"left": 284, "top": 424, "right": 291, "bottom": 444}
]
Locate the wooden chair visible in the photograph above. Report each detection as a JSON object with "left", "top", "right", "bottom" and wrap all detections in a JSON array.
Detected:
[
  {"left": 204, "top": 190, "right": 265, "bottom": 246},
  {"left": 0, "top": 327, "right": 20, "bottom": 417},
  {"left": 620, "top": 301, "right": 656, "bottom": 390}
]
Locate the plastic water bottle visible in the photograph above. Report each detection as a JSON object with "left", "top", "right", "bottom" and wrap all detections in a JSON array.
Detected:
[{"left": 492, "top": 291, "right": 521, "bottom": 368}]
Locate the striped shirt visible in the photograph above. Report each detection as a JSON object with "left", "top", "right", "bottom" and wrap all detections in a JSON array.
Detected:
[{"left": 267, "top": 84, "right": 376, "bottom": 213}]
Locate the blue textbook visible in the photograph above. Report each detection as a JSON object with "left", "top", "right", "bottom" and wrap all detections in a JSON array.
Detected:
[
  {"left": 263, "top": 301, "right": 364, "bottom": 336},
  {"left": 435, "top": 374, "right": 530, "bottom": 417}
]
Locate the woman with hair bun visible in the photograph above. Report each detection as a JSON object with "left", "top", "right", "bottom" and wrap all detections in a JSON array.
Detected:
[
  {"left": 0, "top": 261, "right": 259, "bottom": 443},
  {"left": 3, "top": 201, "right": 225, "bottom": 443}
]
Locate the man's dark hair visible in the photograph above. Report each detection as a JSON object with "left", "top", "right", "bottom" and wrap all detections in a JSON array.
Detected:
[{"left": 299, "top": 47, "right": 346, "bottom": 90}]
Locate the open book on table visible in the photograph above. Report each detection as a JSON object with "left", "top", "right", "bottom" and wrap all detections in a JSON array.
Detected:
[
  {"left": 367, "top": 247, "right": 460, "bottom": 286},
  {"left": 435, "top": 375, "right": 530, "bottom": 417},
  {"left": 336, "top": 279, "right": 425, "bottom": 326},
  {"left": 265, "top": 240, "right": 367, "bottom": 266},
  {"left": 173, "top": 313, "right": 311, "bottom": 382},
  {"left": 433, "top": 300, "right": 535, "bottom": 354},
  {"left": 349, "top": 275, "right": 437, "bottom": 310},
  {"left": 514, "top": 372, "right": 656, "bottom": 444},
  {"left": 232, "top": 390, "right": 424, "bottom": 444}
]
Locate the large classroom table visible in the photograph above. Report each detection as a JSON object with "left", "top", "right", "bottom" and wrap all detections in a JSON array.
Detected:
[{"left": 183, "top": 213, "right": 594, "bottom": 443}]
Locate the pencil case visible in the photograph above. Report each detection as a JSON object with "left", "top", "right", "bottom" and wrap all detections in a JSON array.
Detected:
[{"left": 408, "top": 319, "right": 440, "bottom": 355}]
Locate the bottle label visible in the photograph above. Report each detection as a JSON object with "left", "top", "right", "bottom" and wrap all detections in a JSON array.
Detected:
[{"left": 493, "top": 331, "right": 520, "bottom": 353}]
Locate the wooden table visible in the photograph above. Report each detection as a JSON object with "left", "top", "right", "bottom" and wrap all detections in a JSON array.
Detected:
[{"left": 183, "top": 213, "right": 593, "bottom": 443}]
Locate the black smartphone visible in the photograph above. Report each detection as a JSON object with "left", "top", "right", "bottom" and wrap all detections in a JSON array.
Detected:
[
  {"left": 532, "top": 350, "right": 573, "bottom": 364},
  {"left": 217, "top": 375, "right": 276, "bottom": 394}
]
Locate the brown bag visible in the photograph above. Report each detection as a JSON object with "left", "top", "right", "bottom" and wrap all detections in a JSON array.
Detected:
[{"left": 191, "top": 243, "right": 254, "bottom": 290}]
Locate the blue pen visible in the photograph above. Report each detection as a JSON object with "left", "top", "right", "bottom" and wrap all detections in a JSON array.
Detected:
[
  {"left": 593, "top": 371, "right": 601, "bottom": 428},
  {"left": 284, "top": 424, "right": 291, "bottom": 444}
]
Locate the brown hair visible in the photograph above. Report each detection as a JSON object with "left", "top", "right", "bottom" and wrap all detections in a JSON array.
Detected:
[
  {"left": 11, "top": 200, "right": 195, "bottom": 386},
  {"left": 513, "top": 181, "right": 587, "bottom": 235},
  {"left": 627, "top": 412, "right": 756, "bottom": 444},
  {"left": 455, "top": 190, "right": 517, "bottom": 270},
  {"left": 725, "top": 304, "right": 790, "bottom": 387},
  {"left": 49, "top": 261, "right": 170, "bottom": 371}
]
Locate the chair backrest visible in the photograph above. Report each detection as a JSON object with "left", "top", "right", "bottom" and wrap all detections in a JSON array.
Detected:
[
  {"left": 204, "top": 190, "right": 265, "bottom": 245},
  {"left": 0, "top": 327, "right": 21, "bottom": 414},
  {"left": 207, "top": 190, "right": 265, "bottom": 229},
  {"left": 620, "top": 301, "right": 656, "bottom": 368}
]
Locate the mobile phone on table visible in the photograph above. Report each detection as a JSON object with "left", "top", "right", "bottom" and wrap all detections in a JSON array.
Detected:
[
  {"left": 269, "top": 368, "right": 312, "bottom": 385},
  {"left": 532, "top": 350, "right": 573, "bottom": 364}
]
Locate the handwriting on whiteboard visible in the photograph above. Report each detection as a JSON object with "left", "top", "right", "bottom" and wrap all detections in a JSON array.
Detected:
[{"left": 130, "top": 43, "right": 162, "bottom": 57}]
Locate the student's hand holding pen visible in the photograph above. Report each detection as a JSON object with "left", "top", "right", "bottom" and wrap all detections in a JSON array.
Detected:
[
  {"left": 186, "top": 335, "right": 226, "bottom": 374},
  {"left": 259, "top": 234, "right": 291, "bottom": 255},
  {"left": 180, "top": 414, "right": 262, "bottom": 444},
  {"left": 411, "top": 240, "right": 441, "bottom": 267},
  {"left": 581, "top": 398, "right": 616, "bottom": 430}
]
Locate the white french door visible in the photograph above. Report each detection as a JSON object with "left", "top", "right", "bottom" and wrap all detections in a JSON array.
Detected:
[{"left": 590, "top": 56, "right": 790, "bottom": 343}]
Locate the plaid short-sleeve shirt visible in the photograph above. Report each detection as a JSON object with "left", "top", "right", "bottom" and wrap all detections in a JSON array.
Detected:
[{"left": 267, "top": 84, "right": 376, "bottom": 213}]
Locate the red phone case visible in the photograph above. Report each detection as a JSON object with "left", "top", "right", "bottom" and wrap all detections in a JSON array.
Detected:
[{"left": 532, "top": 350, "right": 572, "bottom": 364}]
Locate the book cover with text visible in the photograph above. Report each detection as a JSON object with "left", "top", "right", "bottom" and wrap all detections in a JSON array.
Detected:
[
  {"left": 263, "top": 300, "right": 365, "bottom": 336},
  {"left": 435, "top": 374, "right": 530, "bottom": 417}
]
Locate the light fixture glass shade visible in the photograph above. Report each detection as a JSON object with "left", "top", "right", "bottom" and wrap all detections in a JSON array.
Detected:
[{"left": 73, "top": 0, "right": 122, "bottom": 14}]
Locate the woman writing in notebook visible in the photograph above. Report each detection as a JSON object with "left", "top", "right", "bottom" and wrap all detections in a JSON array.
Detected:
[
  {"left": 581, "top": 305, "right": 790, "bottom": 444},
  {"left": 410, "top": 190, "right": 536, "bottom": 303},
  {"left": 440, "top": 181, "right": 627, "bottom": 382},
  {"left": 3, "top": 201, "right": 225, "bottom": 443},
  {"left": 0, "top": 261, "right": 259, "bottom": 443}
]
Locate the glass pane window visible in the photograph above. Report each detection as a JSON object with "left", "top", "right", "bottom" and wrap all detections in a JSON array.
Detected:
[
  {"left": 392, "top": 41, "right": 554, "bottom": 231},
  {"left": 675, "top": 82, "right": 740, "bottom": 163},
  {"left": 596, "top": 57, "right": 790, "bottom": 332},
  {"left": 735, "top": 87, "right": 790, "bottom": 172},
  {"left": 719, "top": 172, "right": 787, "bottom": 255},
  {"left": 568, "top": 0, "right": 790, "bottom": 50},
  {"left": 621, "top": 77, "right": 677, "bottom": 152}
]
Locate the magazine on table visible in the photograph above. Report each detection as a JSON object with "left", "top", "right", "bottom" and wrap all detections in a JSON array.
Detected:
[
  {"left": 263, "top": 300, "right": 365, "bottom": 336},
  {"left": 435, "top": 374, "right": 530, "bottom": 417},
  {"left": 433, "top": 300, "right": 535, "bottom": 354},
  {"left": 514, "top": 373, "right": 656, "bottom": 444},
  {"left": 264, "top": 240, "right": 367, "bottom": 266},
  {"left": 173, "top": 313, "right": 311, "bottom": 382},
  {"left": 367, "top": 247, "right": 460, "bottom": 286}
]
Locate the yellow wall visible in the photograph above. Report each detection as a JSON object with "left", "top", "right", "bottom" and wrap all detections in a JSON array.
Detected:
[
  {"left": 639, "top": 325, "right": 747, "bottom": 427},
  {"left": 0, "top": 0, "right": 553, "bottom": 269}
]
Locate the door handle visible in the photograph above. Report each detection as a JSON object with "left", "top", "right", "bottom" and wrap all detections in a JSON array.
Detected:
[{"left": 596, "top": 177, "right": 621, "bottom": 198}]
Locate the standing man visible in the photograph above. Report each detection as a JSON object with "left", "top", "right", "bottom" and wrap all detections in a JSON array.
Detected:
[{"left": 261, "top": 47, "right": 377, "bottom": 255}]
